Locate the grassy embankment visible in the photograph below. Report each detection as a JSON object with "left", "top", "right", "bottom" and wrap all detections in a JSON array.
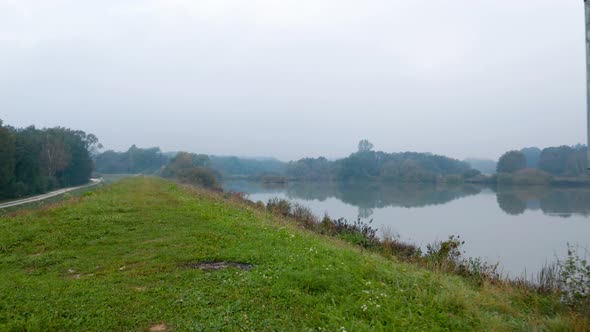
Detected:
[
  {"left": 0, "top": 174, "right": 134, "bottom": 217},
  {"left": 0, "top": 177, "right": 587, "bottom": 331}
]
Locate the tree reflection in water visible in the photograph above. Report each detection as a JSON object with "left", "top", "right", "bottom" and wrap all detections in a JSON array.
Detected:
[{"left": 223, "top": 180, "right": 590, "bottom": 219}]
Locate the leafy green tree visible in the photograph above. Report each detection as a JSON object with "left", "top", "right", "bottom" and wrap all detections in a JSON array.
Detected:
[
  {"left": 40, "top": 128, "right": 71, "bottom": 181},
  {"left": 520, "top": 147, "right": 541, "bottom": 169},
  {"left": 380, "top": 160, "right": 437, "bottom": 183},
  {"left": 358, "top": 139, "right": 374, "bottom": 152},
  {"left": 58, "top": 129, "right": 96, "bottom": 186},
  {"left": 0, "top": 122, "right": 99, "bottom": 199},
  {"left": 94, "top": 145, "right": 168, "bottom": 174},
  {"left": 285, "top": 146, "right": 472, "bottom": 182},
  {"left": 176, "top": 167, "right": 218, "bottom": 188},
  {"left": 0, "top": 120, "right": 16, "bottom": 191},
  {"left": 538, "top": 145, "right": 587, "bottom": 176},
  {"left": 287, "top": 157, "right": 333, "bottom": 180},
  {"left": 497, "top": 151, "right": 526, "bottom": 173}
]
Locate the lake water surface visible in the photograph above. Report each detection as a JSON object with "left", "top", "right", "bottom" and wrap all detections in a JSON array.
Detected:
[{"left": 223, "top": 180, "right": 590, "bottom": 278}]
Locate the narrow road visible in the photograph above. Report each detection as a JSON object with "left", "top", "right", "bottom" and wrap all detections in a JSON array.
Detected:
[{"left": 0, "top": 178, "right": 102, "bottom": 209}]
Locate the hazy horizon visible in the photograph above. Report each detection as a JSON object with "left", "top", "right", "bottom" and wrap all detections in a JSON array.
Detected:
[{"left": 1, "top": 0, "right": 587, "bottom": 161}]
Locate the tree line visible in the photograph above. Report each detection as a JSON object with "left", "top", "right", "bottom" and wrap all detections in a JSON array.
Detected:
[
  {"left": 0, "top": 120, "right": 100, "bottom": 199},
  {"left": 94, "top": 140, "right": 478, "bottom": 184},
  {"left": 286, "top": 140, "right": 474, "bottom": 182},
  {"left": 92, "top": 140, "right": 590, "bottom": 188},
  {"left": 497, "top": 145, "right": 587, "bottom": 178},
  {"left": 93, "top": 145, "right": 169, "bottom": 174}
]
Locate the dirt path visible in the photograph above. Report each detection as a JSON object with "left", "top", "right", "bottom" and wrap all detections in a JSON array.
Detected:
[{"left": 0, "top": 178, "right": 102, "bottom": 209}]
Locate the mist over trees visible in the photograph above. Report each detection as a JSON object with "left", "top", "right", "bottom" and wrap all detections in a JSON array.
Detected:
[
  {"left": 209, "top": 156, "right": 286, "bottom": 177},
  {"left": 91, "top": 140, "right": 590, "bottom": 189},
  {"left": 464, "top": 159, "right": 497, "bottom": 174},
  {"left": 520, "top": 147, "right": 542, "bottom": 169},
  {"left": 538, "top": 145, "right": 587, "bottom": 176},
  {"left": 494, "top": 145, "right": 588, "bottom": 178},
  {"left": 0, "top": 120, "right": 100, "bottom": 199},
  {"left": 286, "top": 140, "right": 474, "bottom": 182},
  {"left": 497, "top": 151, "right": 527, "bottom": 174},
  {"left": 94, "top": 145, "right": 169, "bottom": 174}
]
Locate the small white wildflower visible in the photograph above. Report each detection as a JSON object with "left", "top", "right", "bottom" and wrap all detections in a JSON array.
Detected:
[
  {"left": 340, "top": 327, "right": 347, "bottom": 332},
  {"left": 376, "top": 304, "right": 381, "bottom": 308},
  {"left": 361, "top": 304, "right": 368, "bottom": 312}
]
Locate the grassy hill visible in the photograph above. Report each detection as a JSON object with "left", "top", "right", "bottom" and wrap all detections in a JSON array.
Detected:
[{"left": 0, "top": 177, "right": 587, "bottom": 331}]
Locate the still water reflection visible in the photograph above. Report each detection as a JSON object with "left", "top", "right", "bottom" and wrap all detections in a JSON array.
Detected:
[{"left": 223, "top": 180, "right": 590, "bottom": 278}]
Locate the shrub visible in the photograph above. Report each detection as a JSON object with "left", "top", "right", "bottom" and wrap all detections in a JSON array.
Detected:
[
  {"left": 381, "top": 227, "right": 421, "bottom": 258},
  {"left": 266, "top": 198, "right": 292, "bottom": 216},
  {"left": 462, "top": 257, "right": 500, "bottom": 286},
  {"left": 425, "top": 235, "right": 464, "bottom": 268},
  {"left": 254, "top": 200, "right": 265, "bottom": 211},
  {"left": 177, "top": 167, "right": 219, "bottom": 189},
  {"left": 308, "top": 216, "right": 381, "bottom": 249},
  {"left": 511, "top": 169, "right": 552, "bottom": 185},
  {"left": 537, "top": 263, "right": 561, "bottom": 294},
  {"left": 559, "top": 244, "right": 590, "bottom": 311},
  {"left": 290, "top": 203, "right": 317, "bottom": 229}
]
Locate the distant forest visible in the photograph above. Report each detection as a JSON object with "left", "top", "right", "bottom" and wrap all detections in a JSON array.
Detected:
[
  {"left": 92, "top": 140, "right": 590, "bottom": 186},
  {"left": 285, "top": 140, "right": 473, "bottom": 183},
  {"left": 0, "top": 120, "right": 100, "bottom": 199},
  {"left": 93, "top": 140, "right": 477, "bottom": 184},
  {"left": 3, "top": 117, "right": 587, "bottom": 201},
  {"left": 94, "top": 145, "right": 169, "bottom": 174},
  {"left": 92, "top": 148, "right": 286, "bottom": 178}
]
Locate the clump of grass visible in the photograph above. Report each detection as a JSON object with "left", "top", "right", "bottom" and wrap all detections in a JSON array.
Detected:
[
  {"left": 537, "top": 263, "right": 561, "bottom": 294},
  {"left": 290, "top": 203, "right": 318, "bottom": 229},
  {"left": 320, "top": 216, "right": 379, "bottom": 249},
  {"left": 381, "top": 228, "right": 421, "bottom": 259}
]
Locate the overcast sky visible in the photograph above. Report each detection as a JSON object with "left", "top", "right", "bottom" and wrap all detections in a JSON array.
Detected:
[{"left": 0, "top": 0, "right": 586, "bottom": 161}]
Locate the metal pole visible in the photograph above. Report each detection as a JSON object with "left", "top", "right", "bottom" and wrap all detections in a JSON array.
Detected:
[{"left": 586, "top": 0, "right": 590, "bottom": 170}]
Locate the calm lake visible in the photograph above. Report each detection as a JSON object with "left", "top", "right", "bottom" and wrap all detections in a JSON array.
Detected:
[{"left": 223, "top": 180, "right": 590, "bottom": 279}]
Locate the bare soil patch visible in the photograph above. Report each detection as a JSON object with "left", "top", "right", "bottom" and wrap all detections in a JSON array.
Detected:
[
  {"left": 149, "top": 323, "right": 167, "bottom": 331},
  {"left": 184, "top": 261, "right": 254, "bottom": 271}
]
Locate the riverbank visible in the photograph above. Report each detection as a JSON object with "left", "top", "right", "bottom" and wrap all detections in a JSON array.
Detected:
[{"left": 0, "top": 177, "right": 587, "bottom": 330}]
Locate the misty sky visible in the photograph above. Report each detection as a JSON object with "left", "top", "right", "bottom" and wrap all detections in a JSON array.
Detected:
[{"left": 0, "top": 0, "right": 587, "bottom": 161}]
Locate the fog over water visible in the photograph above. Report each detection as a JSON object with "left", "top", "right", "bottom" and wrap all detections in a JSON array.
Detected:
[{"left": 0, "top": 0, "right": 586, "bottom": 160}]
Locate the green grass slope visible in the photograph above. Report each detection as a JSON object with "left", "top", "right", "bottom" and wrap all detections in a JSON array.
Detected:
[{"left": 0, "top": 177, "right": 586, "bottom": 331}]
